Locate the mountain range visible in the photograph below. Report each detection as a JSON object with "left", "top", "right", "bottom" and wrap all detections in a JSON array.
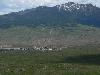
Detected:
[
  {"left": 0, "top": 2, "right": 100, "bottom": 28},
  {"left": 0, "top": 2, "right": 100, "bottom": 48}
]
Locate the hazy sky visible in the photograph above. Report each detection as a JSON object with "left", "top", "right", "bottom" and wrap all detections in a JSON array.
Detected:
[{"left": 0, "top": 0, "right": 100, "bottom": 15}]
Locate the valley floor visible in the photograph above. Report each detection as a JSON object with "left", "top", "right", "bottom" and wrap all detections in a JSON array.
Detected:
[{"left": 0, "top": 44, "right": 100, "bottom": 75}]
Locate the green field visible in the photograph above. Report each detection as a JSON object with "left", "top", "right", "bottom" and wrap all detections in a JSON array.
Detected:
[{"left": 0, "top": 44, "right": 100, "bottom": 75}]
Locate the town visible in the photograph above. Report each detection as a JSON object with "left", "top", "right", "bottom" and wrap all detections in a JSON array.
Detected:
[{"left": 0, "top": 45, "right": 61, "bottom": 51}]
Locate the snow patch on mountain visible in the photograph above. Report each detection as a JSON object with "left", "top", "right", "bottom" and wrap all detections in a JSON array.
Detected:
[{"left": 55, "top": 2, "right": 95, "bottom": 12}]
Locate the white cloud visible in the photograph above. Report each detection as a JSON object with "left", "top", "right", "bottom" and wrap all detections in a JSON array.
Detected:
[{"left": 0, "top": 0, "right": 100, "bottom": 15}]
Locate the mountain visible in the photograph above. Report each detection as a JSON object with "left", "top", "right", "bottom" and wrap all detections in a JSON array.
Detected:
[
  {"left": 0, "top": 2, "right": 100, "bottom": 28},
  {"left": 0, "top": 2, "right": 100, "bottom": 48}
]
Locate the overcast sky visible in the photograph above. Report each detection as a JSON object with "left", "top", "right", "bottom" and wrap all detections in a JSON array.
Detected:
[{"left": 0, "top": 0, "right": 100, "bottom": 15}]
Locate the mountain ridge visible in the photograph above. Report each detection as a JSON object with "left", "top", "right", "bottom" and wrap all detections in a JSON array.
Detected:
[{"left": 0, "top": 2, "right": 100, "bottom": 28}]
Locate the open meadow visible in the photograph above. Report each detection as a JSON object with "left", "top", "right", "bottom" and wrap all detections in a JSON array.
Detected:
[{"left": 0, "top": 44, "right": 100, "bottom": 75}]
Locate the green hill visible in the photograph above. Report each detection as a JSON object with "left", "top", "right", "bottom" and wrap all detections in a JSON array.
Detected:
[{"left": 0, "top": 24, "right": 100, "bottom": 48}]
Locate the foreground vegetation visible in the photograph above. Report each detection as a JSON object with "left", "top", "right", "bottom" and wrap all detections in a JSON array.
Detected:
[{"left": 0, "top": 44, "right": 100, "bottom": 75}]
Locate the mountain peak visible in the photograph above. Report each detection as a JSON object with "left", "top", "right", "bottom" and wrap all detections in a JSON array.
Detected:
[{"left": 55, "top": 2, "right": 95, "bottom": 12}]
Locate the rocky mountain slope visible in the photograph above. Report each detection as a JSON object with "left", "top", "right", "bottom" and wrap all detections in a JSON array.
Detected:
[{"left": 0, "top": 24, "right": 100, "bottom": 48}]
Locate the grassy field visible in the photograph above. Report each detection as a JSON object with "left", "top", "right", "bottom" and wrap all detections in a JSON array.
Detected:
[{"left": 0, "top": 44, "right": 100, "bottom": 75}]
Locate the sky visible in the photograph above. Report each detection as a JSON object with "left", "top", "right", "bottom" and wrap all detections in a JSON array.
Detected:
[{"left": 0, "top": 0, "right": 100, "bottom": 15}]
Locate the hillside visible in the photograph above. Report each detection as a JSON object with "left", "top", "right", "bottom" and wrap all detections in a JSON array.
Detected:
[{"left": 0, "top": 24, "right": 100, "bottom": 48}]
